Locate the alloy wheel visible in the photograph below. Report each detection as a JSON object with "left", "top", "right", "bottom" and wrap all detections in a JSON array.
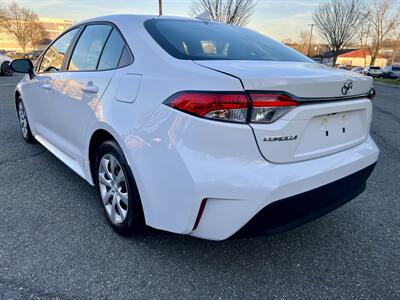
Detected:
[
  {"left": 2, "top": 62, "right": 13, "bottom": 76},
  {"left": 18, "top": 101, "right": 29, "bottom": 139},
  {"left": 98, "top": 154, "right": 129, "bottom": 224}
]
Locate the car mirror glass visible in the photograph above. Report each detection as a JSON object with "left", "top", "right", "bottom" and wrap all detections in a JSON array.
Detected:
[{"left": 10, "top": 59, "right": 35, "bottom": 79}]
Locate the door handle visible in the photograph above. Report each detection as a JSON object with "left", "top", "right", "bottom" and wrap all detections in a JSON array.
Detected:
[
  {"left": 81, "top": 81, "right": 99, "bottom": 94},
  {"left": 42, "top": 82, "right": 52, "bottom": 90}
]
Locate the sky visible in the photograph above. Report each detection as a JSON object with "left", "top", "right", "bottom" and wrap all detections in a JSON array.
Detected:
[{"left": 1, "top": 0, "right": 325, "bottom": 41}]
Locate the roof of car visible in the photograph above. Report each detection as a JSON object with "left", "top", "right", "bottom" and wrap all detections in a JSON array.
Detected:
[{"left": 75, "top": 14, "right": 199, "bottom": 26}]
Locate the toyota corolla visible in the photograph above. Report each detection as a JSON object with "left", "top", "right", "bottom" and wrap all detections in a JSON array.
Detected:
[{"left": 11, "top": 15, "right": 379, "bottom": 240}]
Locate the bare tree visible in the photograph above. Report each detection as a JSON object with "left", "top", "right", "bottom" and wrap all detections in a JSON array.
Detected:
[
  {"left": 297, "top": 30, "right": 311, "bottom": 55},
  {"left": 313, "top": 0, "right": 368, "bottom": 66},
  {"left": 392, "top": 30, "right": 400, "bottom": 64},
  {"left": 357, "top": 11, "right": 372, "bottom": 67},
  {"left": 190, "top": 0, "right": 256, "bottom": 26},
  {"left": 0, "top": 2, "right": 6, "bottom": 26},
  {"left": 369, "top": 0, "right": 400, "bottom": 65},
  {"left": 27, "top": 21, "right": 48, "bottom": 50},
  {"left": 0, "top": 1, "right": 39, "bottom": 53}
]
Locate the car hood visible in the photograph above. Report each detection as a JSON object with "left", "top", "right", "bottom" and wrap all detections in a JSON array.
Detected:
[{"left": 194, "top": 60, "right": 373, "bottom": 98}]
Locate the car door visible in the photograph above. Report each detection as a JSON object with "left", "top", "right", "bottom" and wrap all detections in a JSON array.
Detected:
[
  {"left": 24, "top": 27, "right": 79, "bottom": 137},
  {"left": 49, "top": 24, "right": 128, "bottom": 165}
]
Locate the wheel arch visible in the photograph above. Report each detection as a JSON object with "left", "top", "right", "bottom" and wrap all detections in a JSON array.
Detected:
[
  {"left": 87, "top": 127, "right": 148, "bottom": 226},
  {"left": 88, "top": 129, "right": 117, "bottom": 183},
  {"left": 15, "top": 90, "right": 21, "bottom": 111}
]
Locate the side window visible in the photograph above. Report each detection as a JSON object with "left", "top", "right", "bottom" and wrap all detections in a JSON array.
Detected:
[
  {"left": 68, "top": 25, "right": 112, "bottom": 71},
  {"left": 39, "top": 28, "right": 78, "bottom": 73},
  {"left": 97, "top": 29, "right": 125, "bottom": 70},
  {"left": 118, "top": 45, "right": 134, "bottom": 68}
]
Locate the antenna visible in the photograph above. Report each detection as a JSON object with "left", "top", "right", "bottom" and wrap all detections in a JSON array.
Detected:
[{"left": 195, "top": 11, "right": 211, "bottom": 21}]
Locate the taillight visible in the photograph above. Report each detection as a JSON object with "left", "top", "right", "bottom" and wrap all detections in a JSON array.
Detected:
[
  {"left": 368, "top": 87, "right": 376, "bottom": 100},
  {"left": 164, "top": 91, "right": 298, "bottom": 123},
  {"left": 249, "top": 93, "right": 298, "bottom": 123},
  {"left": 164, "top": 92, "right": 249, "bottom": 123}
]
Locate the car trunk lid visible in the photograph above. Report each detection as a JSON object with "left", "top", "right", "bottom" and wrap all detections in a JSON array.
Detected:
[{"left": 195, "top": 60, "right": 373, "bottom": 163}]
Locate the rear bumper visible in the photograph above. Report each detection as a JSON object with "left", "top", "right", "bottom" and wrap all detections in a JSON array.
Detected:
[
  {"left": 234, "top": 162, "right": 376, "bottom": 237},
  {"left": 189, "top": 136, "right": 379, "bottom": 240}
]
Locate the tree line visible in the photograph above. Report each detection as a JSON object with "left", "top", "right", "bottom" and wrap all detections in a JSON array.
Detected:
[
  {"left": 313, "top": 0, "right": 399, "bottom": 66},
  {"left": 191, "top": 0, "right": 400, "bottom": 66},
  {"left": 1, "top": 0, "right": 399, "bottom": 66}
]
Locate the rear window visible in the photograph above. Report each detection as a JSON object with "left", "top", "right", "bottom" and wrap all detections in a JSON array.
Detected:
[
  {"left": 145, "top": 19, "right": 312, "bottom": 62},
  {"left": 392, "top": 66, "right": 400, "bottom": 71},
  {"left": 370, "top": 66, "right": 381, "bottom": 70}
]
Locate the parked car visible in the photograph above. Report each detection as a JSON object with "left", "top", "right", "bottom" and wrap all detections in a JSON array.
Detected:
[
  {"left": 363, "top": 66, "right": 383, "bottom": 77},
  {"left": 23, "top": 50, "right": 42, "bottom": 61},
  {"left": 337, "top": 65, "right": 352, "bottom": 70},
  {"left": 381, "top": 65, "right": 400, "bottom": 79},
  {"left": 351, "top": 67, "right": 364, "bottom": 74},
  {"left": 10, "top": 15, "right": 379, "bottom": 241},
  {"left": 0, "top": 54, "right": 13, "bottom": 76}
]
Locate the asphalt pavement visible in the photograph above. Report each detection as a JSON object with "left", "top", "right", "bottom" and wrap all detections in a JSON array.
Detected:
[{"left": 0, "top": 74, "right": 399, "bottom": 299}]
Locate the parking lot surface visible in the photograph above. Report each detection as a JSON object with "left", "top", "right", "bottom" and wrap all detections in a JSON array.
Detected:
[{"left": 0, "top": 75, "right": 399, "bottom": 299}]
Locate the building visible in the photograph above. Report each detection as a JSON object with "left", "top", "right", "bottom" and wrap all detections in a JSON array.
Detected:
[
  {"left": 0, "top": 17, "right": 72, "bottom": 53},
  {"left": 316, "top": 49, "right": 388, "bottom": 68},
  {"left": 336, "top": 49, "right": 388, "bottom": 68}
]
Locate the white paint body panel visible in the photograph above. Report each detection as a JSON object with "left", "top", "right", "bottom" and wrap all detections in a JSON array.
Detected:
[
  {"left": 15, "top": 15, "right": 379, "bottom": 240},
  {"left": 0, "top": 54, "right": 12, "bottom": 65},
  {"left": 252, "top": 99, "right": 372, "bottom": 163},
  {"left": 195, "top": 60, "right": 373, "bottom": 97}
]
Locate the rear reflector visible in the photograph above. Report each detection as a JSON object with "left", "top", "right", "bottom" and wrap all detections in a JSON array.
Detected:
[
  {"left": 164, "top": 92, "right": 298, "bottom": 123},
  {"left": 193, "top": 199, "right": 208, "bottom": 231},
  {"left": 368, "top": 87, "right": 376, "bottom": 100}
]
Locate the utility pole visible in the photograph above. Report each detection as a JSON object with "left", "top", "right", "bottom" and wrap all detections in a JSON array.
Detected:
[
  {"left": 159, "top": 0, "right": 163, "bottom": 16},
  {"left": 307, "top": 24, "right": 315, "bottom": 57}
]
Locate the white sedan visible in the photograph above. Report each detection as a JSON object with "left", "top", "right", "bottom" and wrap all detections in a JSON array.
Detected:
[
  {"left": 10, "top": 15, "right": 379, "bottom": 240},
  {"left": 0, "top": 54, "right": 13, "bottom": 76}
]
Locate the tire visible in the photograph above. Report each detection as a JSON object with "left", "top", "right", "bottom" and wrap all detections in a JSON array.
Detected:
[
  {"left": 1, "top": 61, "right": 13, "bottom": 76},
  {"left": 95, "top": 140, "right": 145, "bottom": 236},
  {"left": 17, "top": 98, "right": 36, "bottom": 143}
]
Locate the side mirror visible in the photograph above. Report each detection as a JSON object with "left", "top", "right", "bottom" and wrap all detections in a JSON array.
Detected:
[{"left": 10, "top": 59, "right": 35, "bottom": 79}]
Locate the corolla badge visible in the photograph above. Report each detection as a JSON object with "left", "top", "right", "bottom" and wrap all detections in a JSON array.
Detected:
[
  {"left": 341, "top": 80, "right": 353, "bottom": 95},
  {"left": 263, "top": 135, "right": 298, "bottom": 142}
]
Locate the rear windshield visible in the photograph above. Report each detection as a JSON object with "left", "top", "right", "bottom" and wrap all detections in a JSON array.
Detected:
[
  {"left": 370, "top": 66, "right": 381, "bottom": 69},
  {"left": 392, "top": 66, "right": 400, "bottom": 71},
  {"left": 144, "top": 19, "right": 312, "bottom": 62}
]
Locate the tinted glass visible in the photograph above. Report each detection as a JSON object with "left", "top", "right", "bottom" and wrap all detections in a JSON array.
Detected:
[
  {"left": 69, "top": 25, "right": 112, "bottom": 71},
  {"left": 118, "top": 45, "right": 133, "bottom": 67},
  {"left": 370, "top": 67, "right": 381, "bottom": 70},
  {"left": 392, "top": 66, "right": 400, "bottom": 71},
  {"left": 98, "top": 29, "right": 125, "bottom": 70},
  {"left": 145, "top": 19, "right": 312, "bottom": 62},
  {"left": 39, "top": 28, "right": 78, "bottom": 73}
]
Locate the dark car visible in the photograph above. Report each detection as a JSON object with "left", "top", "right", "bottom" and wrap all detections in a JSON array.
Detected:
[
  {"left": 381, "top": 65, "right": 400, "bottom": 79},
  {"left": 23, "top": 50, "right": 42, "bottom": 61}
]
